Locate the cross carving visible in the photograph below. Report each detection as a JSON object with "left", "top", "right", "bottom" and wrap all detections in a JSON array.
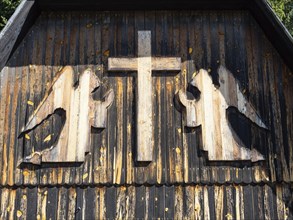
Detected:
[{"left": 108, "top": 31, "right": 181, "bottom": 162}]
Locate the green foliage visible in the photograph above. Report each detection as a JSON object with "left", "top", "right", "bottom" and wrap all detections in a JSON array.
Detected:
[
  {"left": 0, "top": 0, "right": 21, "bottom": 30},
  {"left": 268, "top": 0, "right": 293, "bottom": 35}
]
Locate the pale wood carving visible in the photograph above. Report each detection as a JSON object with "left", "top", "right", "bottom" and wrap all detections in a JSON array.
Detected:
[
  {"left": 108, "top": 30, "right": 181, "bottom": 162},
  {"left": 19, "top": 66, "right": 114, "bottom": 165},
  {"left": 177, "top": 90, "right": 197, "bottom": 127},
  {"left": 177, "top": 63, "right": 267, "bottom": 162}
]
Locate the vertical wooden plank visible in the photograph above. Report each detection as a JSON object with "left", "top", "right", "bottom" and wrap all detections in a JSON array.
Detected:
[
  {"left": 113, "top": 14, "right": 126, "bottom": 184},
  {"left": 125, "top": 186, "right": 136, "bottom": 219},
  {"left": 108, "top": 12, "right": 118, "bottom": 185},
  {"left": 243, "top": 185, "right": 254, "bottom": 219},
  {"left": 154, "top": 186, "right": 165, "bottom": 219},
  {"left": 174, "top": 186, "right": 183, "bottom": 220},
  {"left": 46, "top": 187, "right": 58, "bottom": 220},
  {"left": 164, "top": 11, "right": 177, "bottom": 184},
  {"left": 0, "top": 188, "right": 9, "bottom": 219},
  {"left": 203, "top": 186, "right": 211, "bottom": 220},
  {"left": 83, "top": 188, "right": 96, "bottom": 219},
  {"left": 82, "top": 12, "right": 95, "bottom": 186},
  {"left": 124, "top": 12, "right": 135, "bottom": 185},
  {"left": 276, "top": 59, "right": 290, "bottom": 182},
  {"left": 225, "top": 186, "right": 235, "bottom": 220},
  {"left": 36, "top": 188, "right": 48, "bottom": 220},
  {"left": 74, "top": 12, "right": 87, "bottom": 186},
  {"left": 23, "top": 15, "right": 37, "bottom": 184},
  {"left": 92, "top": 12, "right": 103, "bottom": 184},
  {"left": 6, "top": 58, "right": 19, "bottom": 186},
  {"left": 135, "top": 186, "right": 145, "bottom": 219},
  {"left": 113, "top": 76, "right": 124, "bottom": 184},
  {"left": 181, "top": 68, "right": 190, "bottom": 183},
  {"left": 67, "top": 11, "right": 80, "bottom": 185},
  {"left": 177, "top": 12, "right": 188, "bottom": 183},
  {"left": 160, "top": 11, "right": 170, "bottom": 183},
  {"left": 276, "top": 185, "right": 286, "bottom": 219},
  {"left": 194, "top": 186, "right": 203, "bottom": 220},
  {"left": 95, "top": 187, "right": 106, "bottom": 219},
  {"left": 0, "top": 67, "right": 9, "bottom": 186},
  {"left": 7, "top": 189, "right": 16, "bottom": 220},
  {"left": 165, "top": 186, "right": 175, "bottom": 219},
  {"left": 39, "top": 12, "right": 56, "bottom": 186},
  {"left": 135, "top": 30, "right": 152, "bottom": 162},
  {"left": 281, "top": 64, "right": 293, "bottom": 182},
  {"left": 30, "top": 15, "right": 47, "bottom": 186},
  {"left": 172, "top": 11, "right": 184, "bottom": 184},
  {"left": 145, "top": 10, "right": 157, "bottom": 184},
  {"left": 214, "top": 186, "right": 224, "bottom": 220},
  {"left": 189, "top": 12, "right": 202, "bottom": 184},
  {"left": 26, "top": 187, "right": 37, "bottom": 219},
  {"left": 207, "top": 186, "right": 215, "bottom": 219},
  {"left": 14, "top": 188, "right": 28, "bottom": 220},
  {"left": 105, "top": 187, "right": 116, "bottom": 219},
  {"left": 183, "top": 186, "right": 195, "bottom": 220},
  {"left": 61, "top": 11, "right": 75, "bottom": 185},
  {"left": 235, "top": 185, "right": 245, "bottom": 220},
  {"left": 2, "top": 66, "right": 13, "bottom": 186},
  {"left": 75, "top": 187, "right": 83, "bottom": 220},
  {"left": 57, "top": 187, "right": 69, "bottom": 220},
  {"left": 269, "top": 46, "right": 285, "bottom": 182},
  {"left": 121, "top": 12, "right": 128, "bottom": 184},
  {"left": 253, "top": 185, "right": 265, "bottom": 220},
  {"left": 67, "top": 188, "right": 77, "bottom": 220},
  {"left": 146, "top": 186, "right": 155, "bottom": 218},
  {"left": 102, "top": 11, "right": 114, "bottom": 184},
  {"left": 115, "top": 186, "right": 126, "bottom": 219},
  {"left": 196, "top": 15, "right": 205, "bottom": 181},
  {"left": 133, "top": 10, "right": 146, "bottom": 184},
  {"left": 14, "top": 37, "right": 27, "bottom": 185}
]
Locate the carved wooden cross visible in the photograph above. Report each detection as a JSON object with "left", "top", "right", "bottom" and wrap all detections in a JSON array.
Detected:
[{"left": 108, "top": 31, "right": 181, "bottom": 162}]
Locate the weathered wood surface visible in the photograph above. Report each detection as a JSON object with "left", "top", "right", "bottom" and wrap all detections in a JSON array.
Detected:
[
  {"left": 0, "top": 11, "right": 292, "bottom": 186},
  {"left": 108, "top": 57, "right": 181, "bottom": 71},
  {"left": 108, "top": 31, "right": 181, "bottom": 162},
  {"left": 0, "top": 0, "right": 35, "bottom": 72},
  {"left": 177, "top": 63, "right": 268, "bottom": 161},
  {"left": 0, "top": 184, "right": 292, "bottom": 219},
  {"left": 19, "top": 66, "right": 114, "bottom": 164}
]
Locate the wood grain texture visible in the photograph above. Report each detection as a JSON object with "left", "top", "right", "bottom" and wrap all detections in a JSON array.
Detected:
[
  {"left": 188, "top": 66, "right": 268, "bottom": 161},
  {"left": 0, "top": 0, "right": 35, "bottom": 72},
  {"left": 0, "top": 185, "right": 291, "bottom": 219},
  {"left": 108, "top": 30, "right": 181, "bottom": 162},
  {"left": 19, "top": 66, "right": 114, "bottom": 164},
  {"left": 0, "top": 11, "right": 292, "bottom": 185},
  {"left": 0, "top": 8, "right": 292, "bottom": 220}
]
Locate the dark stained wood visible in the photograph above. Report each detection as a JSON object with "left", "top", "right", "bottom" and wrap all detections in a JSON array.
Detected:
[
  {"left": 0, "top": 11, "right": 292, "bottom": 187},
  {"left": 0, "top": 184, "right": 291, "bottom": 219},
  {"left": 37, "top": 0, "right": 247, "bottom": 10},
  {"left": 0, "top": 0, "right": 35, "bottom": 72},
  {"left": 108, "top": 32, "right": 181, "bottom": 162}
]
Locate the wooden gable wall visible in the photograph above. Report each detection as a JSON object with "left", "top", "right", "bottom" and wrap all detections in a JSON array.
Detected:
[
  {"left": 0, "top": 10, "right": 292, "bottom": 186},
  {"left": 0, "top": 9, "right": 293, "bottom": 219}
]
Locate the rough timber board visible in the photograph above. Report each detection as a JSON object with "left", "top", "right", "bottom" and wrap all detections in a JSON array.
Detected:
[{"left": 0, "top": 184, "right": 292, "bottom": 219}]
